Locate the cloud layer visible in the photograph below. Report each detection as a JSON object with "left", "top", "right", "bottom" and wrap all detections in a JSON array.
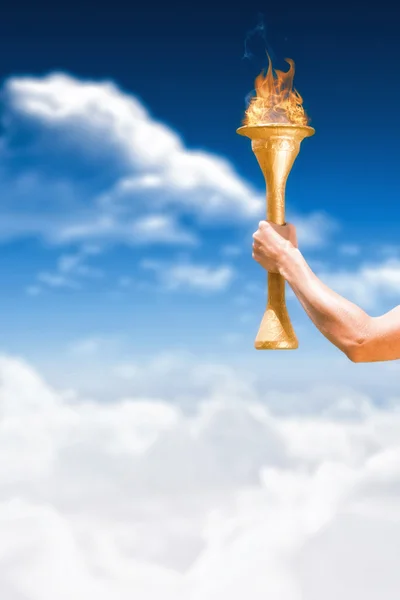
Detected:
[{"left": 1, "top": 354, "right": 400, "bottom": 599}]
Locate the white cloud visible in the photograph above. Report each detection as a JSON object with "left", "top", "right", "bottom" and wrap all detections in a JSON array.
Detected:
[
  {"left": 339, "top": 243, "right": 361, "bottom": 256},
  {"left": 289, "top": 210, "right": 338, "bottom": 249},
  {"left": 118, "top": 276, "right": 133, "bottom": 288},
  {"left": 377, "top": 244, "right": 400, "bottom": 258},
  {"left": 26, "top": 285, "right": 41, "bottom": 296},
  {"left": 164, "top": 264, "right": 234, "bottom": 292},
  {"left": 316, "top": 257, "right": 400, "bottom": 309},
  {"left": 131, "top": 215, "right": 198, "bottom": 245},
  {"left": 140, "top": 259, "right": 235, "bottom": 292},
  {"left": 112, "top": 350, "right": 257, "bottom": 405},
  {"left": 31, "top": 245, "right": 104, "bottom": 293},
  {"left": 220, "top": 245, "right": 242, "bottom": 257},
  {"left": 1, "top": 355, "right": 400, "bottom": 598},
  {"left": 56, "top": 213, "right": 197, "bottom": 247},
  {"left": 69, "top": 338, "right": 102, "bottom": 356},
  {"left": 67, "top": 336, "right": 124, "bottom": 357},
  {"left": 2, "top": 73, "right": 261, "bottom": 243},
  {"left": 38, "top": 272, "right": 80, "bottom": 289},
  {"left": 0, "top": 72, "right": 336, "bottom": 253},
  {"left": 58, "top": 245, "right": 103, "bottom": 277}
]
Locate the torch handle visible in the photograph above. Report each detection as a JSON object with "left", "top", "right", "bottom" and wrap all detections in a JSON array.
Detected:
[{"left": 267, "top": 189, "right": 286, "bottom": 312}]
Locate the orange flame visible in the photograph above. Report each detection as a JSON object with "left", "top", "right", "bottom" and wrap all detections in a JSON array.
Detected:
[{"left": 244, "top": 55, "right": 309, "bottom": 126}]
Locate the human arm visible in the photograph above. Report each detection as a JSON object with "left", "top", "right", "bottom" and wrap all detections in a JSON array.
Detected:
[{"left": 252, "top": 221, "right": 400, "bottom": 363}]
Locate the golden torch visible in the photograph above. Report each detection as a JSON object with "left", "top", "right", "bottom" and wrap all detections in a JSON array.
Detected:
[{"left": 237, "top": 56, "right": 314, "bottom": 350}]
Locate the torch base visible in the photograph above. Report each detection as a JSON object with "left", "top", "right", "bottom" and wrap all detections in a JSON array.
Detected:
[{"left": 254, "top": 305, "right": 299, "bottom": 350}]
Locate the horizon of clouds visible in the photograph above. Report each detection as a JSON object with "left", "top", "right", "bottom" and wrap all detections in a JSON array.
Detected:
[
  {"left": 30, "top": 342, "right": 400, "bottom": 413},
  {"left": 1, "top": 353, "right": 400, "bottom": 599}
]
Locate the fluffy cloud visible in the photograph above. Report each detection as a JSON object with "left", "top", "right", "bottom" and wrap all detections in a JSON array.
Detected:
[
  {"left": 29, "top": 245, "right": 104, "bottom": 293},
  {"left": 316, "top": 257, "right": 400, "bottom": 309},
  {"left": 140, "top": 259, "right": 235, "bottom": 292},
  {"left": 338, "top": 243, "right": 361, "bottom": 256},
  {"left": 1, "top": 73, "right": 261, "bottom": 245},
  {"left": 1, "top": 354, "right": 400, "bottom": 599},
  {"left": 0, "top": 73, "right": 335, "bottom": 251},
  {"left": 67, "top": 335, "right": 124, "bottom": 357},
  {"left": 288, "top": 210, "right": 338, "bottom": 249}
]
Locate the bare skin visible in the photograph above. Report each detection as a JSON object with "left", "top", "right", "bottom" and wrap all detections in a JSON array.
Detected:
[{"left": 252, "top": 220, "right": 400, "bottom": 363}]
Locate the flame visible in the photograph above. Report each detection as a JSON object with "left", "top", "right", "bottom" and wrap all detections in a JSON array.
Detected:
[{"left": 244, "top": 55, "right": 309, "bottom": 126}]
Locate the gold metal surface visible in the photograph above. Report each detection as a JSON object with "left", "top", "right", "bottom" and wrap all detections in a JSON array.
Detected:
[{"left": 237, "top": 123, "right": 315, "bottom": 350}]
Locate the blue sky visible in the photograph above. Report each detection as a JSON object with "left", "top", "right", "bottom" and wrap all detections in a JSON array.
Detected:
[
  {"left": 2, "top": 3, "right": 400, "bottom": 599},
  {"left": 0, "top": 1, "right": 400, "bottom": 395}
]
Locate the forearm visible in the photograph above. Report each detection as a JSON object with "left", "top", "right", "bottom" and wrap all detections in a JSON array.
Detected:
[{"left": 278, "top": 246, "right": 372, "bottom": 357}]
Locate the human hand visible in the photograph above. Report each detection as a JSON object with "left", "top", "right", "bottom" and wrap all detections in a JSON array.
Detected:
[{"left": 252, "top": 221, "right": 298, "bottom": 273}]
